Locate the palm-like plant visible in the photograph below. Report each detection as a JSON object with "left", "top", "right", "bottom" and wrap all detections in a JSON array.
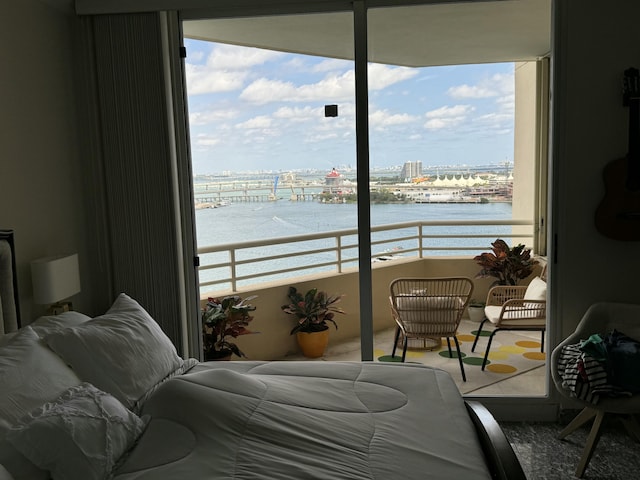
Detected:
[
  {"left": 281, "top": 286, "right": 344, "bottom": 335},
  {"left": 474, "top": 238, "right": 538, "bottom": 286}
]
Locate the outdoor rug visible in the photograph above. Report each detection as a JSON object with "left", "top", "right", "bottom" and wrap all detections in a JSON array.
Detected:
[{"left": 372, "top": 320, "right": 546, "bottom": 394}]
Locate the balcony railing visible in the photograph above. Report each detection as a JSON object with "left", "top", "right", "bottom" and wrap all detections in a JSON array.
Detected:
[{"left": 197, "top": 219, "right": 534, "bottom": 293}]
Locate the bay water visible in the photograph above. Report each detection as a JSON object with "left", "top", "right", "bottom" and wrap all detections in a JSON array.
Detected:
[{"left": 195, "top": 201, "right": 513, "bottom": 291}]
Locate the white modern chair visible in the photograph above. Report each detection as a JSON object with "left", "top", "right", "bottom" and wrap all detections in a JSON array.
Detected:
[
  {"left": 550, "top": 302, "right": 640, "bottom": 478},
  {"left": 471, "top": 275, "right": 547, "bottom": 370}
]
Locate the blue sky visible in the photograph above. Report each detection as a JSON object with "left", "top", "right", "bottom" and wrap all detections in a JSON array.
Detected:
[{"left": 185, "top": 39, "right": 514, "bottom": 175}]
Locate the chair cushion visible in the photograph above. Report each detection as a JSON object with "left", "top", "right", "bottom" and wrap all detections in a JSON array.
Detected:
[
  {"left": 484, "top": 305, "right": 546, "bottom": 327},
  {"left": 524, "top": 276, "right": 547, "bottom": 300},
  {"left": 395, "top": 296, "right": 464, "bottom": 334}
]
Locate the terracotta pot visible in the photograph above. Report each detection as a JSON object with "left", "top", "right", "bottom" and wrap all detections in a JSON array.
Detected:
[{"left": 296, "top": 329, "right": 330, "bottom": 358}]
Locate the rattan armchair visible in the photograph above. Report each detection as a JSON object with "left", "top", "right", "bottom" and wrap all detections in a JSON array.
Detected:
[
  {"left": 389, "top": 277, "right": 473, "bottom": 381},
  {"left": 471, "top": 277, "right": 547, "bottom": 370}
]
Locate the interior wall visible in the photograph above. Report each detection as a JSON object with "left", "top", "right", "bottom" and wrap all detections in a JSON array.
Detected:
[
  {"left": 551, "top": 0, "right": 640, "bottom": 341},
  {"left": 0, "top": 0, "right": 91, "bottom": 323},
  {"left": 220, "top": 257, "right": 488, "bottom": 361},
  {"left": 5, "top": 0, "right": 640, "bottom": 359}
]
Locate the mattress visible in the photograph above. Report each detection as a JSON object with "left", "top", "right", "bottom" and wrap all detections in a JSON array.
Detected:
[{"left": 113, "top": 361, "right": 492, "bottom": 479}]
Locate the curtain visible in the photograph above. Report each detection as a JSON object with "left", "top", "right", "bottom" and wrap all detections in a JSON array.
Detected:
[
  {"left": 77, "top": 12, "right": 196, "bottom": 354},
  {"left": 0, "top": 232, "right": 20, "bottom": 334}
]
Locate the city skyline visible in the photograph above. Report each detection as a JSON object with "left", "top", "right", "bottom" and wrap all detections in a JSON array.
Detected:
[{"left": 185, "top": 38, "right": 515, "bottom": 175}]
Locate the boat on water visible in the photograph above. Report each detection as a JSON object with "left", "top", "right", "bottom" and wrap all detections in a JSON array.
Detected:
[{"left": 372, "top": 246, "right": 404, "bottom": 263}]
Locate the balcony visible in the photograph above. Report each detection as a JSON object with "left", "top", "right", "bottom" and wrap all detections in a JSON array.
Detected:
[{"left": 197, "top": 218, "right": 546, "bottom": 396}]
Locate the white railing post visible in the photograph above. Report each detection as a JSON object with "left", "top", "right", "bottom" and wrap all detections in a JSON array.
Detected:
[
  {"left": 337, "top": 234, "right": 343, "bottom": 273},
  {"left": 196, "top": 219, "right": 534, "bottom": 294}
]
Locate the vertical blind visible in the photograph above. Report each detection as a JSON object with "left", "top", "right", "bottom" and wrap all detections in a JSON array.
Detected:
[{"left": 79, "top": 12, "right": 186, "bottom": 351}]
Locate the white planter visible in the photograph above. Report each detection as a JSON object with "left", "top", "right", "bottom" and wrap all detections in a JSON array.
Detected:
[{"left": 468, "top": 306, "right": 485, "bottom": 322}]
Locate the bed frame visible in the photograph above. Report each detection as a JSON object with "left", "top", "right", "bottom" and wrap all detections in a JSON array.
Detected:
[
  {"left": 0, "top": 229, "right": 21, "bottom": 333},
  {"left": 466, "top": 401, "right": 526, "bottom": 479}
]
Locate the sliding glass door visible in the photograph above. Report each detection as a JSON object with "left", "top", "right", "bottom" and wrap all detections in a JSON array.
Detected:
[
  {"left": 180, "top": 2, "right": 551, "bottom": 392},
  {"left": 182, "top": 9, "right": 368, "bottom": 360}
]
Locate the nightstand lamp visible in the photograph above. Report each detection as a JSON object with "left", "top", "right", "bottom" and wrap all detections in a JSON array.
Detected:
[{"left": 31, "top": 253, "right": 81, "bottom": 315}]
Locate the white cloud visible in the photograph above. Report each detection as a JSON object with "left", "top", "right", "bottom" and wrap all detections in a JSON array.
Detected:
[
  {"left": 447, "top": 72, "right": 514, "bottom": 99},
  {"left": 189, "top": 108, "right": 238, "bottom": 126},
  {"left": 185, "top": 44, "right": 284, "bottom": 95},
  {"left": 369, "top": 109, "right": 418, "bottom": 128},
  {"left": 447, "top": 84, "right": 495, "bottom": 99},
  {"left": 368, "top": 63, "right": 419, "bottom": 90},
  {"left": 424, "top": 104, "right": 474, "bottom": 130},
  {"left": 312, "top": 58, "right": 351, "bottom": 73},
  {"left": 194, "top": 133, "right": 221, "bottom": 147},
  {"left": 185, "top": 63, "right": 248, "bottom": 95},
  {"left": 240, "top": 64, "right": 418, "bottom": 105},
  {"left": 306, "top": 132, "right": 340, "bottom": 142},
  {"left": 236, "top": 115, "right": 273, "bottom": 129},
  {"left": 240, "top": 73, "right": 354, "bottom": 104},
  {"left": 206, "top": 44, "right": 284, "bottom": 69},
  {"left": 273, "top": 106, "right": 321, "bottom": 121}
]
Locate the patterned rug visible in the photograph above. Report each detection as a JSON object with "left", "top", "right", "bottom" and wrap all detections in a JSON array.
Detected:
[{"left": 373, "top": 320, "right": 546, "bottom": 394}]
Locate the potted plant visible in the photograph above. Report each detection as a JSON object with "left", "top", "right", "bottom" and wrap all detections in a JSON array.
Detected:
[
  {"left": 281, "top": 286, "right": 345, "bottom": 358},
  {"left": 202, "top": 294, "right": 258, "bottom": 360},
  {"left": 474, "top": 238, "right": 538, "bottom": 286},
  {"left": 467, "top": 299, "right": 486, "bottom": 322}
]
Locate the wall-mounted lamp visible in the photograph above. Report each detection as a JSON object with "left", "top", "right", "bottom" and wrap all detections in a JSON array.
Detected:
[{"left": 31, "top": 253, "right": 81, "bottom": 315}]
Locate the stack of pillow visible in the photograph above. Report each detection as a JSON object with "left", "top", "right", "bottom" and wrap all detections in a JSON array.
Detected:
[{"left": 0, "top": 293, "right": 195, "bottom": 480}]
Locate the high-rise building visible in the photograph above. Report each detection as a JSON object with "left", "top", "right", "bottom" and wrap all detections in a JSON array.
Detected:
[{"left": 401, "top": 161, "right": 422, "bottom": 181}]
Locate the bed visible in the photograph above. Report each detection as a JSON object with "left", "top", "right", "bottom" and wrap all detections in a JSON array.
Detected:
[{"left": 0, "top": 234, "right": 525, "bottom": 480}]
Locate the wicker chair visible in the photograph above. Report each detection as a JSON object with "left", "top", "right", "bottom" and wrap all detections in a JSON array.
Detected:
[
  {"left": 471, "top": 276, "right": 547, "bottom": 370},
  {"left": 550, "top": 302, "right": 640, "bottom": 478},
  {"left": 389, "top": 277, "right": 473, "bottom": 381}
]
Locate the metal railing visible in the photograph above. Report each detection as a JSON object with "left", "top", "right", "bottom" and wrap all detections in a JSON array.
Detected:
[{"left": 197, "top": 219, "right": 534, "bottom": 293}]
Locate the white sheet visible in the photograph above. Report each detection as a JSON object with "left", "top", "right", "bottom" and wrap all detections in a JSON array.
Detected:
[{"left": 114, "top": 362, "right": 491, "bottom": 480}]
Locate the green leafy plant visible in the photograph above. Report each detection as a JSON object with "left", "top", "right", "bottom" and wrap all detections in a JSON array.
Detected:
[
  {"left": 469, "top": 298, "right": 486, "bottom": 308},
  {"left": 281, "top": 286, "right": 345, "bottom": 335},
  {"left": 202, "top": 295, "right": 257, "bottom": 359},
  {"left": 474, "top": 238, "right": 538, "bottom": 286}
]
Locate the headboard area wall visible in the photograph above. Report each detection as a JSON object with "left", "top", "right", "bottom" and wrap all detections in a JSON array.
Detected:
[{"left": 0, "top": 230, "right": 20, "bottom": 334}]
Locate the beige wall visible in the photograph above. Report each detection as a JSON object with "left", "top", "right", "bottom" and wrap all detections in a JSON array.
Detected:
[
  {"left": 4, "top": 0, "right": 640, "bottom": 365},
  {"left": 218, "top": 257, "right": 544, "bottom": 361},
  {"left": 0, "top": 1, "right": 91, "bottom": 322},
  {"left": 551, "top": 0, "right": 640, "bottom": 340}
]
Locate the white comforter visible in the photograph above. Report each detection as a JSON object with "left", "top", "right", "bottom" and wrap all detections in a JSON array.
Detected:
[{"left": 114, "top": 362, "right": 491, "bottom": 479}]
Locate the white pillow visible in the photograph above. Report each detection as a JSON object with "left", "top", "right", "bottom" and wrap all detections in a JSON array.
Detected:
[
  {"left": 0, "top": 325, "right": 83, "bottom": 427},
  {"left": 524, "top": 276, "right": 547, "bottom": 301},
  {"left": 0, "top": 326, "right": 81, "bottom": 480},
  {"left": 7, "top": 383, "right": 147, "bottom": 480},
  {"left": 28, "top": 311, "right": 91, "bottom": 339},
  {"left": 45, "top": 293, "right": 184, "bottom": 410}
]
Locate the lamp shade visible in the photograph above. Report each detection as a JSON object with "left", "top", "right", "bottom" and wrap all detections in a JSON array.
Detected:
[{"left": 31, "top": 254, "right": 81, "bottom": 305}]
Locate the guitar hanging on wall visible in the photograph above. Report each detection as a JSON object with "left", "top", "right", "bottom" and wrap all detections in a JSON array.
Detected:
[{"left": 595, "top": 67, "right": 640, "bottom": 241}]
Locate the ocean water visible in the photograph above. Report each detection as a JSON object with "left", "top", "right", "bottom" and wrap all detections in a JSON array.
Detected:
[
  {"left": 195, "top": 200, "right": 512, "bottom": 245},
  {"left": 195, "top": 201, "right": 513, "bottom": 291}
]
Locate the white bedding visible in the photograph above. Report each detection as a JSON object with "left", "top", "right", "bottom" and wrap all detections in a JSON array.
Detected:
[
  {"left": 1, "top": 296, "right": 510, "bottom": 480},
  {"left": 114, "top": 361, "right": 492, "bottom": 480}
]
